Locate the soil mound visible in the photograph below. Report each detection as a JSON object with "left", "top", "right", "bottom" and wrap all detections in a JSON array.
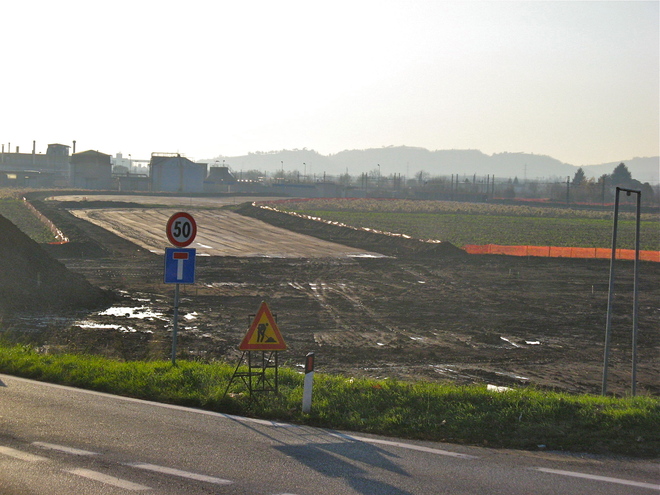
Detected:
[
  {"left": 233, "top": 203, "right": 467, "bottom": 258},
  {"left": 30, "top": 198, "right": 153, "bottom": 260},
  {"left": 0, "top": 214, "right": 113, "bottom": 312}
]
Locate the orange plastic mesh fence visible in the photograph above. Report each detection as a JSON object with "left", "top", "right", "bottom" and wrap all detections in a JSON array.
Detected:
[{"left": 462, "top": 245, "right": 660, "bottom": 262}]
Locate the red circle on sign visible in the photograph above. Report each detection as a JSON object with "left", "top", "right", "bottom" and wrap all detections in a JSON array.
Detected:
[{"left": 166, "top": 212, "right": 197, "bottom": 247}]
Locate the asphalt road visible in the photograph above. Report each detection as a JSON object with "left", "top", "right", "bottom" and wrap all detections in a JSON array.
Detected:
[{"left": 0, "top": 374, "right": 657, "bottom": 494}]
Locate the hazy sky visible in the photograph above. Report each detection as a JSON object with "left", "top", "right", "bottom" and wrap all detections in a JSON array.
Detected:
[{"left": 2, "top": 1, "right": 658, "bottom": 166}]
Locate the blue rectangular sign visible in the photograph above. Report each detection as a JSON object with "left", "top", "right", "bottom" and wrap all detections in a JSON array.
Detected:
[{"left": 164, "top": 248, "right": 196, "bottom": 284}]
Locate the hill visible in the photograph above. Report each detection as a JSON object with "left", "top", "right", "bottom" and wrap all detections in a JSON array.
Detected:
[{"left": 207, "top": 147, "right": 659, "bottom": 184}]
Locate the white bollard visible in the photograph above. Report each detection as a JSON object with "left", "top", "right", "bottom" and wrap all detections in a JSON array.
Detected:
[{"left": 302, "top": 352, "right": 315, "bottom": 413}]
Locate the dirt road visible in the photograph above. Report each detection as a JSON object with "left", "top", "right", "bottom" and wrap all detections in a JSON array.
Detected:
[
  {"left": 70, "top": 208, "right": 382, "bottom": 258},
  {"left": 29, "top": 195, "right": 660, "bottom": 396}
]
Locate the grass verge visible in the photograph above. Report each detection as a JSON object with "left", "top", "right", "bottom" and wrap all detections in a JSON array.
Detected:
[
  {"left": 0, "top": 343, "right": 657, "bottom": 458},
  {"left": 0, "top": 198, "right": 57, "bottom": 243}
]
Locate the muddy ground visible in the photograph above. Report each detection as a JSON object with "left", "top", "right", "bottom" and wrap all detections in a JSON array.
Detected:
[{"left": 9, "top": 196, "right": 660, "bottom": 396}]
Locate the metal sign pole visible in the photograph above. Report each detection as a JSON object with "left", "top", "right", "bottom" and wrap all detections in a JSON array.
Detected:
[
  {"left": 631, "top": 190, "right": 641, "bottom": 396},
  {"left": 164, "top": 212, "right": 197, "bottom": 367},
  {"left": 602, "top": 187, "right": 621, "bottom": 396},
  {"left": 171, "top": 283, "right": 180, "bottom": 365},
  {"left": 602, "top": 187, "right": 642, "bottom": 396}
]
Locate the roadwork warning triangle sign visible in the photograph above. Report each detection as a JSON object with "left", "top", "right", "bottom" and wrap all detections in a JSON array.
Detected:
[{"left": 239, "top": 302, "right": 287, "bottom": 351}]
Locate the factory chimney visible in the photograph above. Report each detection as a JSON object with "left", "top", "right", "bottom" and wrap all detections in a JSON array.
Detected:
[{"left": 72, "top": 140, "right": 76, "bottom": 154}]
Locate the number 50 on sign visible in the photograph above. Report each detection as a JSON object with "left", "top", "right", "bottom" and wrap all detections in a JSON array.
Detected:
[{"left": 166, "top": 212, "right": 197, "bottom": 247}]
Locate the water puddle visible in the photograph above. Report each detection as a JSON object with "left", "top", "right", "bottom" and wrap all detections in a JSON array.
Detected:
[
  {"left": 96, "top": 306, "right": 166, "bottom": 320},
  {"left": 74, "top": 321, "right": 150, "bottom": 333},
  {"left": 346, "top": 253, "right": 389, "bottom": 259},
  {"left": 500, "top": 336, "right": 521, "bottom": 348}
]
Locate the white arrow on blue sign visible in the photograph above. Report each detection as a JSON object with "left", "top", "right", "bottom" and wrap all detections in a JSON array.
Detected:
[{"left": 164, "top": 248, "right": 196, "bottom": 284}]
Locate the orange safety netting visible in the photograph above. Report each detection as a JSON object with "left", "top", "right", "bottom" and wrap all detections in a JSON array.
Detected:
[{"left": 463, "top": 244, "right": 660, "bottom": 262}]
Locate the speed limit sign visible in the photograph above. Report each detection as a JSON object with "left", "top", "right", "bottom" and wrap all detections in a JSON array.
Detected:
[{"left": 166, "top": 212, "right": 197, "bottom": 247}]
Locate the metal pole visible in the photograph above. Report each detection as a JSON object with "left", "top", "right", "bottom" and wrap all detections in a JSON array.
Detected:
[
  {"left": 602, "top": 187, "right": 621, "bottom": 395},
  {"left": 631, "top": 190, "right": 641, "bottom": 396},
  {"left": 171, "top": 283, "right": 180, "bottom": 365}
]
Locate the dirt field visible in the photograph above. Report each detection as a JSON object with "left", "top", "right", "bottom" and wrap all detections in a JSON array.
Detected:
[{"left": 15, "top": 194, "right": 660, "bottom": 396}]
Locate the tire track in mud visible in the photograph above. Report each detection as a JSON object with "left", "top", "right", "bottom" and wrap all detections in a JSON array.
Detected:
[{"left": 288, "top": 275, "right": 405, "bottom": 349}]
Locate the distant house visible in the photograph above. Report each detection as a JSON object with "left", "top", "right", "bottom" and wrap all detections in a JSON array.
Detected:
[
  {"left": 149, "top": 154, "right": 207, "bottom": 193},
  {"left": 70, "top": 150, "right": 113, "bottom": 189}
]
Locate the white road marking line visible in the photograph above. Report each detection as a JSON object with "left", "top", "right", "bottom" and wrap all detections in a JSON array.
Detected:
[
  {"left": 125, "top": 462, "right": 233, "bottom": 485},
  {"left": 32, "top": 442, "right": 99, "bottom": 456},
  {"left": 66, "top": 468, "right": 152, "bottom": 491},
  {"left": 328, "top": 432, "right": 478, "bottom": 459},
  {"left": 0, "top": 446, "right": 49, "bottom": 462},
  {"left": 534, "top": 468, "right": 660, "bottom": 491}
]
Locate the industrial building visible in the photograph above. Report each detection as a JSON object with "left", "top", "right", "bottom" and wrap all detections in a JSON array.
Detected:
[
  {"left": 149, "top": 153, "right": 208, "bottom": 193},
  {"left": 70, "top": 150, "right": 113, "bottom": 189},
  {"left": 0, "top": 142, "right": 71, "bottom": 187},
  {"left": 203, "top": 165, "right": 237, "bottom": 193},
  {"left": 0, "top": 142, "right": 70, "bottom": 173}
]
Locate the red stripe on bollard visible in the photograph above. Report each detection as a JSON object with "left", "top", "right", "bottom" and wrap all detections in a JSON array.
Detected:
[{"left": 305, "top": 352, "right": 315, "bottom": 374}]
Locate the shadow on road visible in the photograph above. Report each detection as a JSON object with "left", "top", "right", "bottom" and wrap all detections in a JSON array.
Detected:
[
  {"left": 275, "top": 442, "right": 414, "bottom": 495},
  {"left": 226, "top": 415, "right": 413, "bottom": 495}
]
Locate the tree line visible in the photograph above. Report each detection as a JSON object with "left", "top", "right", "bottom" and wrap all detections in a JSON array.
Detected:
[{"left": 230, "top": 162, "right": 657, "bottom": 206}]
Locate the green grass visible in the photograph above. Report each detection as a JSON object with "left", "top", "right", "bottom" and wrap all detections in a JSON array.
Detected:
[
  {"left": 278, "top": 208, "right": 660, "bottom": 250},
  {"left": 0, "top": 343, "right": 657, "bottom": 457},
  {"left": 0, "top": 198, "right": 58, "bottom": 243}
]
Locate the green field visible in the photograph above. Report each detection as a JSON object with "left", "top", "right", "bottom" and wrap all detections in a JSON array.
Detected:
[{"left": 272, "top": 199, "right": 660, "bottom": 251}]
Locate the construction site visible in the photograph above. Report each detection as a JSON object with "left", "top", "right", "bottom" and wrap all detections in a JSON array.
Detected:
[{"left": 0, "top": 192, "right": 657, "bottom": 397}]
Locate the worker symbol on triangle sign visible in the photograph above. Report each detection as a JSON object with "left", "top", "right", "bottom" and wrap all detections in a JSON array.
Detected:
[{"left": 239, "top": 302, "right": 287, "bottom": 351}]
